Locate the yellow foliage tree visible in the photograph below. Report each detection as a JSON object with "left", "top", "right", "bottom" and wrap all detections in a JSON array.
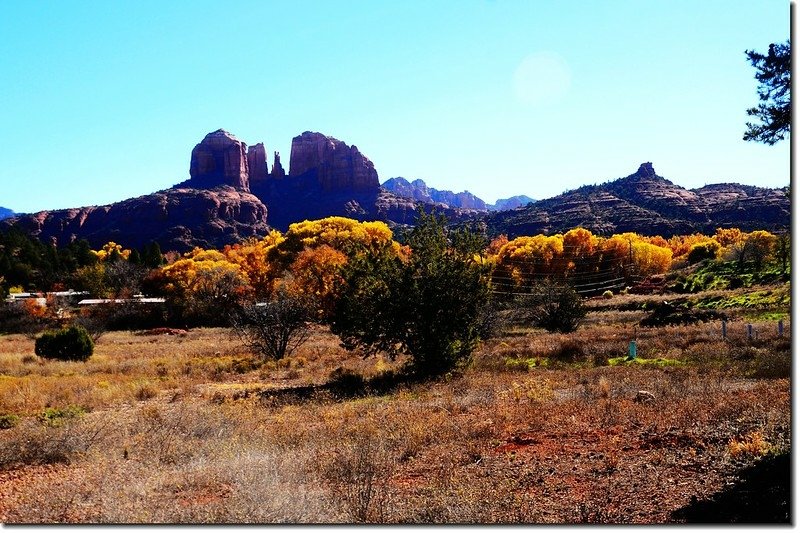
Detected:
[
  {"left": 282, "top": 217, "right": 399, "bottom": 258},
  {"left": 223, "top": 231, "right": 285, "bottom": 298},
  {"left": 92, "top": 241, "right": 131, "bottom": 262}
]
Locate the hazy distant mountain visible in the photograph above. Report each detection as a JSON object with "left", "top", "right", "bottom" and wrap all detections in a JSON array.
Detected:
[
  {"left": 382, "top": 177, "right": 535, "bottom": 212},
  {"left": 0, "top": 207, "right": 14, "bottom": 220},
  {"left": 488, "top": 195, "right": 536, "bottom": 211},
  {"left": 382, "top": 177, "right": 488, "bottom": 210},
  {"left": 484, "top": 162, "right": 790, "bottom": 238}
]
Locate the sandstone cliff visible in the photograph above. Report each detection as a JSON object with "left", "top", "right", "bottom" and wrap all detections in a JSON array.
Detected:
[
  {"left": 288, "top": 131, "right": 379, "bottom": 192},
  {"left": 247, "top": 143, "right": 268, "bottom": 184},
  {"left": 188, "top": 129, "right": 250, "bottom": 191}
]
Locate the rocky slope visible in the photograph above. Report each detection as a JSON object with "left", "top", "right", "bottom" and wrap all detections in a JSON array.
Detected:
[
  {"left": 0, "top": 207, "right": 14, "bottom": 221},
  {"left": 484, "top": 163, "right": 789, "bottom": 238},
  {"left": 5, "top": 187, "right": 269, "bottom": 251}
]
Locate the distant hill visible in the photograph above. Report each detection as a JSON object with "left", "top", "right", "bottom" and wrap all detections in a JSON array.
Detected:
[
  {"left": 382, "top": 177, "right": 534, "bottom": 212},
  {"left": 0, "top": 207, "right": 14, "bottom": 220},
  {"left": 382, "top": 177, "right": 488, "bottom": 210},
  {"left": 488, "top": 195, "right": 536, "bottom": 211},
  {"left": 484, "top": 163, "right": 789, "bottom": 238}
]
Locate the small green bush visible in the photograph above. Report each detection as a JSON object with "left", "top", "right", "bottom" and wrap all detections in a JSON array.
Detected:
[
  {"left": 37, "top": 405, "right": 86, "bottom": 427},
  {"left": 602, "top": 290, "right": 613, "bottom": 299},
  {"left": 0, "top": 414, "right": 20, "bottom": 430},
  {"left": 34, "top": 326, "right": 94, "bottom": 362}
]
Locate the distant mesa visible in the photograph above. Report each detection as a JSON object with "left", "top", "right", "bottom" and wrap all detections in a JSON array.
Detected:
[
  {"left": 383, "top": 177, "right": 487, "bottom": 210},
  {"left": 5, "top": 187, "right": 268, "bottom": 251},
  {"left": 0, "top": 207, "right": 15, "bottom": 220}
]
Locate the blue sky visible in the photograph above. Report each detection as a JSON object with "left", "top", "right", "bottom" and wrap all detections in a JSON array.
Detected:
[{"left": 0, "top": 0, "right": 790, "bottom": 213}]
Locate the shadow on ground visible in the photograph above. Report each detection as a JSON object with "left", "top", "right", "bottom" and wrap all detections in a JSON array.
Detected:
[{"left": 672, "top": 452, "right": 790, "bottom": 523}]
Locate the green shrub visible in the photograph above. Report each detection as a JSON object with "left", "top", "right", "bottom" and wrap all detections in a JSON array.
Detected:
[
  {"left": 37, "top": 405, "right": 86, "bottom": 427},
  {"left": 0, "top": 414, "right": 20, "bottom": 429},
  {"left": 526, "top": 281, "right": 587, "bottom": 333},
  {"left": 34, "top": 326, "right": 94, "bottom": 362},
  {"left": 330, "top": 210, "right": 490, "bottom": 378},
  {"left": 602, "top": 290, "right": 613, "bottom": 299}
]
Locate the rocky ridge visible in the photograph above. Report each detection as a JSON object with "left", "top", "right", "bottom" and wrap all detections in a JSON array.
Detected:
[
  {"left": 485, "top": 163, "right": 790, "bottom": 238},
  {"left": 6, "top": 187, "right": 269, "bottom": 251},
  {"left": 382, "top": 177, "right": 535, "bottom": 211}
]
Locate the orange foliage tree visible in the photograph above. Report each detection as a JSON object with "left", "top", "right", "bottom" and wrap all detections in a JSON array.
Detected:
[{"left": 490, "top": 228, "right": 673, "bottom": 293}]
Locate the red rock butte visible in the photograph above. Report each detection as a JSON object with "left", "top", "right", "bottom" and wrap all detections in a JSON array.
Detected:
[
  {"left": 187, "top": 129, "right": 379, "bottom": 194},
  {"left": 189, "top": 129, "right": 250, "bottom": 191}
]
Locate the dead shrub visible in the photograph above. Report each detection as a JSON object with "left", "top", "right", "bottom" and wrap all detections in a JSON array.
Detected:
[
  {"left": 321, "top": 437, "right": 395, "bottom": 523},
  {"left": 548, "top": 339, "right": 586, "bottom": 364},
  {"left": 0, "top": 415, "right": 111, "bottom": 470}
]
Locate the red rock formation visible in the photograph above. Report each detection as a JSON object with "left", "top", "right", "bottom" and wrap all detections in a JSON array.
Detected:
[
  {"left": 189, "top": 129, "right": 250, "bottom": 191},
  {"left": 270, "top": 151, "right": 286, "bottom": 179},
  {"left": 5, "top": 187, "right": 269, "bottom": 252},
  {"left": 247, "top": 143, "right": 268, "bottom": 184},
  {"left": 288, "top": 131, "right": 379, "bottom": 192}
]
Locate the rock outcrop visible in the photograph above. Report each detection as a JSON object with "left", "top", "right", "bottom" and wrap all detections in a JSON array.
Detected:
[
  {"left": 247, "top": 143, "right": 268, "bottom": 184},
  {"left": 189, "top": 129, "right": 250, "bottom": 191},
  {"left": 485, "top": 163, "right": 790, "bottom": 238},
  {"left": 270, "top": 151, "right": 286, "bottom": 179},
  {"left": 288, "top": 131, "right": 379, "bottom": 192},
  {"left": 4, "top": 187, "right": 269, "bottom": 252}
]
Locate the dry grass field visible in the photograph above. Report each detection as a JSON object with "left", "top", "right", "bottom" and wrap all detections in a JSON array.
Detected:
[{"left": 0, "top": 286, "right": 790, "bottom": 524}]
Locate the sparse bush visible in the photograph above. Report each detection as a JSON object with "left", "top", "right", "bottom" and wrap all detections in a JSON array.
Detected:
[
  {"left": 34, "top": 326, "right": 94, "bottom": 362},
  {"left": 233, "top": 291, "right": 314, "bottom": 361},
  {"left": 687, "top": 241, "right": 721, "bottom": 264},
  {"left": 548, "top": 339, "right": 586, "bottom": 363},
  {"left": 602, "top": 290, "right": 613, "bottom": 299},
  {"left": 525, "top": 280, "right": 587, "bottom": 333},
  {"left": 749, "top": 350, "right": 791, "bottom": 379},
  {"left": 640, "top": 302, "right": 726, "bottom": 327},
  {"left": 326, "top": 368, "right": 367, "bottom": 399}
]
